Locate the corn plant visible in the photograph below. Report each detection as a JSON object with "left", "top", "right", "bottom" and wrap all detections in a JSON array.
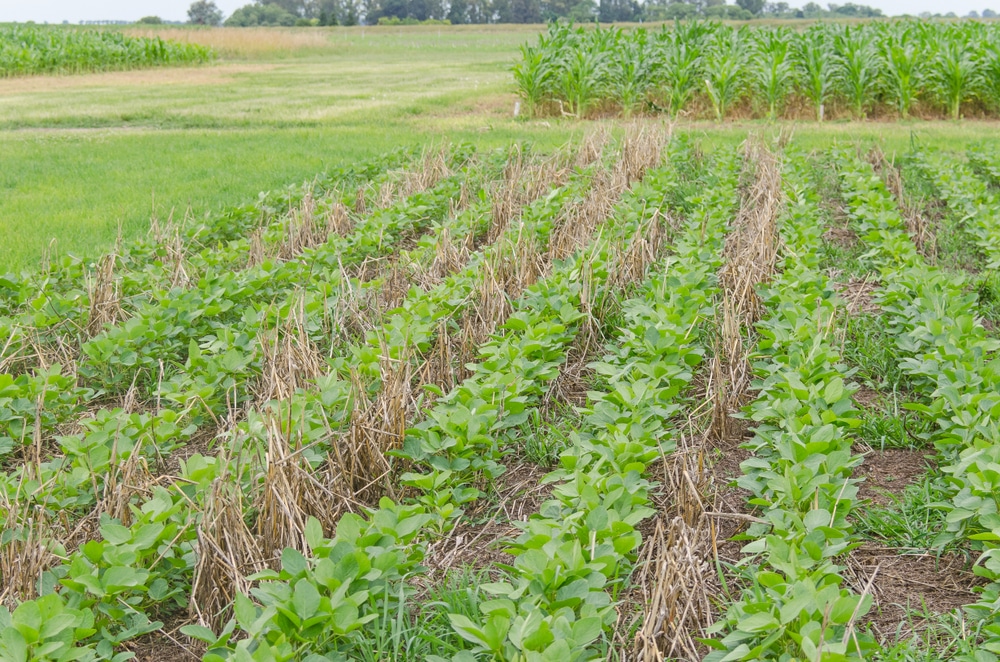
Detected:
[
  {"left": 556, "top": 43, "right": 607, "bottom": 118},
  {"left": 751, "top": 29, "right": 796, "bottom": 120},
  {"left": 512, "top": 44, "right": 554, "bottom": 118},
  {"left": 835, "top": 27, "right": 879, "bottom": 119},
  {"left": 654, "top": 28, "right": 703, "bottom": 119},
  {"left": 880, "top": 27, "right": 921, "bottom": 119},
  {"left": 607, "top": 33, "right": 651, "bottom": 117},
  {"left": 795, "top": 27, "right": 835, "bottom": 121},
  {"left": 0, "top": 25, "right": 212, "bottom": 77},
  {"left": 704, "top": 28, "right": 745, "bottom": 121},
  {"left": 514, "top": 20, "right": 1000, "bottom": 122},
  {"left": 928, "top": 31, "right": 982, "bottom": 120}
]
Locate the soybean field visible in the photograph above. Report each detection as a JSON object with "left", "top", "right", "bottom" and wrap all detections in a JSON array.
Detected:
[{"left": 1, "top": 124, "right": 999, "bottom": 661}]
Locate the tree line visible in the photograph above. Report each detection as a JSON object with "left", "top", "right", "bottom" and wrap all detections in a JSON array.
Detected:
[
  {"left": 188, "top": 0, "right": 930, "bottom": 26},
  {"left": 188, "top": 0, "right": 997, "bottom": 27}
]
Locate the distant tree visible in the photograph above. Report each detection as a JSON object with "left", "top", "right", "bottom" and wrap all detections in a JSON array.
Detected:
[
  {"left": 137, "top": 15, "right": 164, "bottom": 23},
  {"left": 225, "top": 3, "right": 297, "bottom": 24},
  {"left": 599, "top": 0, "right": 638, "bottom": 22},
  {"left": 567, "top": 0, "right": 598, "bottom": 20},
  {"left": 985, "top": 8, "right": 998, "bottom": 16},
  {"left": 541, "top": 0, "right": 576, "bottom": 20},
  {"left": 261, "top": 0, "right": 311, "bottom": 16},
  {"left": 342, "top": 0, "right": 360, "bottom": 23},
  {"left": 736, "top": 0, "right": 764, "bottom": 14},
  {"left": 968, "top": 9, "right": 980, "bottom": 16},
  {"left": 664, "top": 1, "right": 698, "bottom": 18},
  {"left": 510, "top": 0, "right": 543, "bottom": 21},
  {"left": 448, "top": 0, "right": 469, "bottom": 22},
  {"left": 466, "top": 0, "right": 491, "bottom": 23},
  {"left": 829, "top": 2, "right": 883, "bottom": 17},
  {"left": 188, "top": 0, "right": 224, "bottom": 24}
]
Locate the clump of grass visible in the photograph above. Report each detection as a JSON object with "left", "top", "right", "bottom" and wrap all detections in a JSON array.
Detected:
[
  {"left": 875, "top": 606, "right": 982, "bottom": 662},
  {"left": 854, "top": 476, "right": 959, "bottom": 554},
  {"left": 976, "top": 270, "right": 1000, "bottom": 328},
  {"left": 856, "top": 411, "right": 933, "bottom": 451},
  {"left": 843, "top": 313, "right": 907, "bottom": 392}
]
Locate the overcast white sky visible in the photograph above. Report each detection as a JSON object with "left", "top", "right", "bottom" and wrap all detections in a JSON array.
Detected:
[{"left": 0, "top": 0, "right": 996, "bottom": 23}]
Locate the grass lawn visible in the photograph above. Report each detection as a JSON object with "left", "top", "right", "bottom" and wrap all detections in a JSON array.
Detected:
[{"left": 2, "top": 24, "right": 1000, "bottom": 271}]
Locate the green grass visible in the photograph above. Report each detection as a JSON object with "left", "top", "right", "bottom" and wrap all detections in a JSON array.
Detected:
[
  {"left": 843, "top": 314, "right": 907, "bottom": 392},
  {"left": 0, "top": 124, "right": 572, "bottom": 272},
  {"left": 855, "top": 407, "right": 934, "bottom": 451},
  {"left": 854, "top": 475, "right": 956, "bottom": 553},
  {"left": 976, "top": 271, "right": 1000, "bottom": 329},
  {"left": 4, "top": 24, "right": 1000, "bottom": 273},
  {"left": 874, "top": 607, "right": 975, "bottom": 662}
]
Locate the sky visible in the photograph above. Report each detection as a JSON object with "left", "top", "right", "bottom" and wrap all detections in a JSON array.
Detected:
[{"left": 0, "top": 0, "right": 996, "bottom": 23}]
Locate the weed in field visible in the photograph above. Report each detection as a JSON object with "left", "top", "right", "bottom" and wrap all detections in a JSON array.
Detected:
[
  {"left": 875, "top": 606, "right": 981, "bottom": 662},
  {"left": 856, "top": 411, "right": 930, "bottom": 451},
  {"left": 854, "top": 476, "right": 960, "bottom": 554},
  {"left": 976, "top": 270, "right": 1000, "bottom": 328},
  {"left": 843, "top": 313, "right": 907, "bottom": 391},
  {"left": 517, "top": 410, "right": 576, "bottom": 468}
]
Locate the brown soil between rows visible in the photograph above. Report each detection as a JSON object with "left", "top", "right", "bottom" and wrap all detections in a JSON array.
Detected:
[
  {"left": 422, "top": 459, "right": 553, "bottom": 578},
  {"left": 708, "top": 439, "right": 755, "bottom": 565},
  {"left": 848, "top": 543, "right": 983, "bottom": 642},
  {"left": 835, "top": 277, "right": 881, "bottom": 315},
  {"left": 856, "top": 448, "right": 935, "bottom": 507},
  {"left": 852, "top": 386, "right": 882, "bottom": 410},
  {"left": 126, "top": 617, "right": 201, "bottom": 662}
]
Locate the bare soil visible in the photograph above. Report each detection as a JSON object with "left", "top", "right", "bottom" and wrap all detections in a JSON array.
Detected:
[
  {"left": 848, "top": 543, "right": 983, "bottom": 641},
  {"left": 856, "top": 448, "right": 933, "bottom": 507},
  {"left": 835, "top": 277, "right": 882, "bottom": 315}
]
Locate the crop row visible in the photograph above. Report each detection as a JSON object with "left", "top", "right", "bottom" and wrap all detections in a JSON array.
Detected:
[
  {"left": 0, "top": 26, "right": 213, "bottom": 77},
  {"left": 194, "top": 128, "right": 675, "bottom": 661},
  {"left": 452, "top": 146, "right": 741, "bottom": 660},
  {"left": 514, "top": 21, "right": 1000, "bottom": 121},
  {"left": 709, "top": 149, "right": 871, "bottom": 660},
  {"left": 0, "top": 146, "right": 482, "bottom": 464},
  {"left": 834, "top": 149, "right": 1000, "bottom": 657},
  {"left": 0, "top": 132, "right": 653, "bottom": 659},
  {"left": 0, "top": 146, "right": 416, "bottom": 363}
]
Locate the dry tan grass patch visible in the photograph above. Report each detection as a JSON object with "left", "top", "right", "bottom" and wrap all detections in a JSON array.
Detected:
[
  {"left": 86, "top": 253, "right": 123, "bottom": 338},
  {"left": 254, "top": 298, "right": 325, "bottom": 405},
  {"left": 326, "top": 349, "right": 414, "bottom": 508},
  {"left": 709, "top": 137, "right": 783, "bottom": 442},
  {"left": 632, "top": 437, "right": 715, "bottom": 661},
  {"left": 190, "top": 450, "right": 265, "bottom": 630},
  {"left": 255, "top": 407, "right": 338, "bottom": 560},
  {"left": 0, "top": 499, "right": 57, "bottom": 609}
]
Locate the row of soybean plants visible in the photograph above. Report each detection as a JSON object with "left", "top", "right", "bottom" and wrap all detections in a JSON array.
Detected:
[
  {"left": 446, "top": 147, "right": 743, "bottom": 660},
  {"left": 514, "top": 21, "right": 1000, "bottom": 121},
  {"left": 0, "top": 137, "right": 609, "bottom": 660},
  {"left": 0, "top": 146, "right": 475, "bottom": 463},
  {"left": 0, "top": 26, "right": 213, "bottom": 77},
  {"left": 0, "top": 146, "right": 516, "bottom": 660},
  {"left": 707, "top": 151, "right": 873, "bottom": 660},
  {"left": 0, "top": 144, "right": 413, "bottom": 379},
  {"left": 914, "top": 145, "right": 1000, "bottom": 267},
  {"left": 182, "top": 133, "right": 692, "bottom": 661},
  {"left": 834, "top": 148, "right": 1000, "bottom": 657}
]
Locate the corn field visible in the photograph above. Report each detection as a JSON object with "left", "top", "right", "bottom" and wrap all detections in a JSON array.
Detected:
[
  {"left": 514, "top": 21, "right": 1000, "bottom": 120},
  {"left": 0, "top": 26, "right": 213, "bottom": 77}
]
